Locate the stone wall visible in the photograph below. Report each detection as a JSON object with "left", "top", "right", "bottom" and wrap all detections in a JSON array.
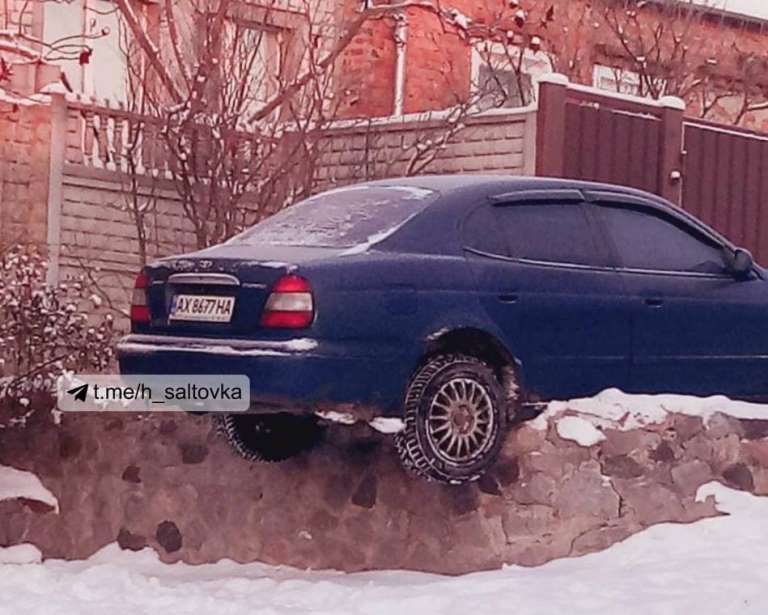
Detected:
[
  {"left": 1, "top": 401, "right": 766, "bottom": 574},
  {"left": 58, "top": 168, "right": 196, "bottom": 316},
  {"left": 316, "top": 109, "right": 535, "bottom": 187},
  {"left": 0, "top": 100, "right": 52, "bottom": 249}
]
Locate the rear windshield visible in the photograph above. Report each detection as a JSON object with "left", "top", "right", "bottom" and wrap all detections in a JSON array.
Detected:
[{"left": 230, "top": 185, "right": 437, "bottom": 248}]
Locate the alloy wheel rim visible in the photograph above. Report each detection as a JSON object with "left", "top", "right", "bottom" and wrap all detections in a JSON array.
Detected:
[{"left": 426, "top": 377, "right": 495, "bottom": 464}]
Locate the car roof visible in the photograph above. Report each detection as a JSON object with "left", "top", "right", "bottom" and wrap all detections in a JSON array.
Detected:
[
  {"left": 361, "top": 174, "right": 688, "bottom": 219},
  {"left": 360, "top": 174, "right": 663, "bottom": 200},
  {"left": 363, "top": 175, "right": 735, "bottom": 254}
]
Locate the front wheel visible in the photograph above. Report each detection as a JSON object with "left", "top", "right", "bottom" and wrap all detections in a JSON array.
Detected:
[{"left": 395, "top": 354, "right": 509, "bottom": 484}]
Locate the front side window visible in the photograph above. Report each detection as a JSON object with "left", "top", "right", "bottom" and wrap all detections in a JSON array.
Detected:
[
  {"left": 495, "top": 203, "right": 603, "bottom": 267},
  {"left": 596, "top": 205, "right": 725, "bottom": 274}
]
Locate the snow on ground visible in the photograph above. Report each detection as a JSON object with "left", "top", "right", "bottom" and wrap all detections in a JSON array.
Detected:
[
  {"left": 1, "top": 483, "right": 767, "bottom": 615},
  {"left": 555, "top": 415, "right": 606, "bottom": 446},
  {"left": 0, "top": 544, "right": 42, "bottom": 565},
  {"left": 0, "top": 465, "right": 59, "bottom": 512},
  {"left": 533, "top": 388, "right": 768, "bottom": 436}
]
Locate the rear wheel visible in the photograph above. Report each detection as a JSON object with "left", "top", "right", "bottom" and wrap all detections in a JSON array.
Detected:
[
  {"left": 395, "top": 354, "right": 509, "bottom": 484},
  {"left": 219, "top": 413, "right": 323, "bottom": 462}
]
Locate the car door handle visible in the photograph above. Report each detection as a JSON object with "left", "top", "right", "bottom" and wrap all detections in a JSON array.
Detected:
[
  {"left": 498, "top": 293, "right": 519, "bottom": 304},
  {"left": 644, "top": 298, "right": 664, "bottom": 308}
]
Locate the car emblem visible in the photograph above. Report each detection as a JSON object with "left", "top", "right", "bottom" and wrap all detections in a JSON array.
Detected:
[
  {"left": 174, "top": 259, "right": 194, "bottom": 271},
  {"left": 198, "top": 260, "right": 213, "bottom": 269}
]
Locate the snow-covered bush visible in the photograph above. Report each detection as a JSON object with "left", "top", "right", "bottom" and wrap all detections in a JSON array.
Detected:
[{"left": 0, "top": 245, "right": 114, "bottom": 417}]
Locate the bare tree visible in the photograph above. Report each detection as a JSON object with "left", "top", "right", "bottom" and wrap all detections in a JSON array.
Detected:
[
  {"left": 0, "top": 0, "right": 108, "bottom": 101},
  {"left": 595, "top": 0, "right": 768, "bottom": 125},
  {"left": 122, "top": 0, "right": 332, "bottom": 247},
  {"left": 112, "top": 0, "right": 551, "bottom": 248}
]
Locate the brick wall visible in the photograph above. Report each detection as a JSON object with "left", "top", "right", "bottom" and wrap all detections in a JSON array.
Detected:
[
  {"left": 0, "top": 100, "right": 52, "bottom": 249},
  {"left": 336, "top": 3, "right": 397, "bottom": 118},
  {"left": 3, "top": 0, "right": 41, "bottom": 36},
  {"left": 337, "top": 0, "right": 768, "bottom": 130}
]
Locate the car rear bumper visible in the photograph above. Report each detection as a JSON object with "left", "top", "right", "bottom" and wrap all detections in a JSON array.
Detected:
[{"left": 116, "top": 334, "right": 411, "bottom": 417}]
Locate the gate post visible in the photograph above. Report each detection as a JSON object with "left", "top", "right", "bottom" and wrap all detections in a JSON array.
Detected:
[
  {"left": 535, "top": 73, "right": 569, "bottom": 178},
  {"left": 658, "top": 96, "right": 685, "bottom": 205}
]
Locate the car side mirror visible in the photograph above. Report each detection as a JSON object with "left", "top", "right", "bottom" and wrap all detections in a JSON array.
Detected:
[{"left": 725, "top": 247, "right": 754, "bottom": 279}]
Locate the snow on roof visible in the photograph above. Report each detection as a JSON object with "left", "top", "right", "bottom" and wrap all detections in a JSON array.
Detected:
[
  {"left": 0, "top": 87, "right": 47, "bottom": 106},
  {"left": 0, "top": 33, "right": 41, "bottom": 60},
  {"left": 704, "top": 0, "right": 768, "bottom": 21}
]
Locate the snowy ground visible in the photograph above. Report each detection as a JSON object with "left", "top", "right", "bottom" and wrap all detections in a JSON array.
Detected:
[
  {"left": 0, "top": 465, "right": 59, "bottom": 512},
  {"left": 1, "top": 482, "right": 767, "bottom": 615}
]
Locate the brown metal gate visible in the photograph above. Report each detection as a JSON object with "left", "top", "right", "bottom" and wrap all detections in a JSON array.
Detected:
[
  {"left": 536, "top": 77, "right": 768, "bottom": 264},
  {"left": 536, "top": 77, "right": 683, "bottom": 204},
  {"left": 683, "top": 120, "right": 768, "bottom": 264}
]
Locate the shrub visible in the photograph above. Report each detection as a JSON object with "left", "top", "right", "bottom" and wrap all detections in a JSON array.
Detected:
[{"left": 0, "top": 245, "right": 115, "bottom": 419}]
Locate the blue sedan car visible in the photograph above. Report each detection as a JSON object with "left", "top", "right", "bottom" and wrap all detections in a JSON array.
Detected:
[{"left": 118, "top": 176, "right": 760, "bottom": 483}]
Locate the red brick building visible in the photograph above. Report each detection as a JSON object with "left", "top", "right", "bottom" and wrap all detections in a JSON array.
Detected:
[
  {"left": 4, "top": 0, "right": 767, "bottom": 127},
  {"left": 336, "top": 0, "right": 768, "bottom": 129}
]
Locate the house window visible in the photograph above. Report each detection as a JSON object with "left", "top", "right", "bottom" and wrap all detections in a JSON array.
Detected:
[
  {"left": 592, "top": 64, "right": 641, "bottom": 96},
  {"left": 592, "top": 64, "right": 669, "bottom": 99},
  {"left": 222, "top": 21, "right": 283, "bottom": 119},
  {"left": 471, "top": 42, "right": 552, "bottom": 111},
  {"left": 43, "top": 0, "right": 129, "bottom": 102}
]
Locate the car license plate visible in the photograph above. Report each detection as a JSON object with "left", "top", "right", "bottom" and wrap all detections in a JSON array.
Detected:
[{"left": 170, "top": 294, "right": 235, "bottom": 322}]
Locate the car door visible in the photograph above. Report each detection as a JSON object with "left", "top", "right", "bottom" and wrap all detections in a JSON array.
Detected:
[
  {"left": 463, "top": 190, "right": 631, "bottom": 399},
  {"left": 588, "top": 194, "right": 768, "bottom": 398}
]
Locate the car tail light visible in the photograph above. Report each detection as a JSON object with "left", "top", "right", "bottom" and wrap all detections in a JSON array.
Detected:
[
  {"left": 260, "top": 274, "right": 314, "bottom": 328},
  {"left": 130, "top": 272, "right": 150, "bottom": 324}
]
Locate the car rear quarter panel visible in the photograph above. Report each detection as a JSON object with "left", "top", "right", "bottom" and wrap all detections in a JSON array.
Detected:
[{"left": 301, "top": 251, "right": 502, "bottom": 388}]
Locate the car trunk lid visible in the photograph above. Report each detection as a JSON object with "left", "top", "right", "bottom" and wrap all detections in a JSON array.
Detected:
[{"left": 141, "top": 245, "right": 338, "bottom": 336}]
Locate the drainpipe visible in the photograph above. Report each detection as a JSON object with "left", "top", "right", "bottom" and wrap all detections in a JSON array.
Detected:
[
  {"left": 80, "top": 0, "right": 89, "bottom": 93},
  {"left": 393, "top": 10, "right": 408, "bottom": 116}
]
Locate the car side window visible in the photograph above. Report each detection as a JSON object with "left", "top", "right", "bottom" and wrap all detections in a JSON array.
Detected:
[
  {"left": 596, "top": 204, "right": 725, "bottom": 274},
  {"left": 462, "top": 205, "right": 508, "bottom": 256},
  {"left": 494, "top": 203, "right": 603, "bottom": 266}
]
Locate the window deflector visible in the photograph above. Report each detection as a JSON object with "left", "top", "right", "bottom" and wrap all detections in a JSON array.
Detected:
[
  {"left": 582, "top": 190, "right": 730, "bottom": 249},
  {"left": 489, "top": 189, "right": 584, "bottom": 205}
]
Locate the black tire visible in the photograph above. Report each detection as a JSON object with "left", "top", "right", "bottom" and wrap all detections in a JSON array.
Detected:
[
  {"left": 219, "top": 413, "right": 323, "bottom": 462},
  {"left": 395, "top": 354, "right": 509, "bottom": 484}
]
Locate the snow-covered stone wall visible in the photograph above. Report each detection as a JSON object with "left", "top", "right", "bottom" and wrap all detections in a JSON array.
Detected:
[{"left": 1, "top": 393, "right": 767, "bottom": 574}]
